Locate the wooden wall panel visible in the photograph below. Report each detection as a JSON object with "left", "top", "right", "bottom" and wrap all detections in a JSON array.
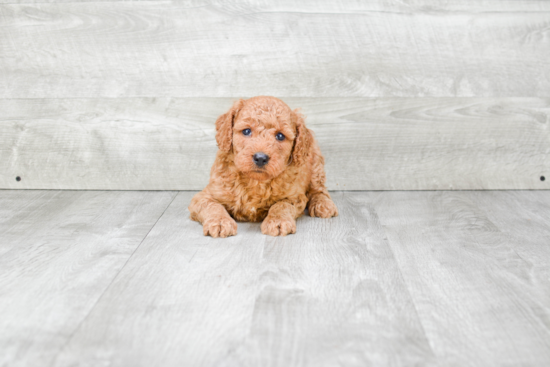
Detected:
[
  {"left": 1, "top": 1, "right": 549, "bottom": 98},
  {"left": 1, "top": 1, "right": 548, "bottom": 190},
  {"left": 1, "top": 97, "right": 548, "bottom": 190},
  {"left": 3, "top": 0, "right": 550, "bottom": 10}
]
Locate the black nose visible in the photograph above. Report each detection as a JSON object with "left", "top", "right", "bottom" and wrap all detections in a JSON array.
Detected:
[{"left": 253, "top": 152, "right": 270, "bottom": 167}]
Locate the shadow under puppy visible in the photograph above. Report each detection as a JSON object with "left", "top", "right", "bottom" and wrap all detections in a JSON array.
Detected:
[{"left": 189, "top": 96, "right": 338, "bottom": 237}]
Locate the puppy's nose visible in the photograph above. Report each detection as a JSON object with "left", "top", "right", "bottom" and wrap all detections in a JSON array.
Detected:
[{"left": 253, "top": 152, "right": 270, "bottom": 167}]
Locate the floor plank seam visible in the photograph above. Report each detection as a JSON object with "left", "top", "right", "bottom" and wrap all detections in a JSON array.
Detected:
[
  {"left": 373, "top": 214, "right": 438, "bottom": 360},
  {"left": 46, "top": 191, "right": 180, "bottom": 367}
]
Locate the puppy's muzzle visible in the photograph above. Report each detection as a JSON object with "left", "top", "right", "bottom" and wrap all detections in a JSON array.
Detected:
[{"left": 253, "top": 152, "right": 270, "bottom": 168}]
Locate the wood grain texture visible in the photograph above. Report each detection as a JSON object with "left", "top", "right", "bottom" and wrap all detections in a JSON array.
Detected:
[
  {"left": 1, "top": 97, "right": 548, "bottom": 190},
  {"left": 472, "top": 191, "right": 550, "bottom": 241},
  {"left": 468, "top": 191, "right": 550, "bottom": 300},
  {"left": 51, "top": 191, "right": 435, "bottom": 367},
  {"left": 1, "top": 1, "right": 549, "bottom": 98},
  {"left": 369, "top": 191, "right": 550, "bottom": 367},
  {"left": 3, "top": 0, "right": 550, "bottom": 10},
  {"left": 0, "top": 190, "right": 176, "bottom": 367},
  {"left": 2, "top": 190, "right": 550, "bottom": 366}
]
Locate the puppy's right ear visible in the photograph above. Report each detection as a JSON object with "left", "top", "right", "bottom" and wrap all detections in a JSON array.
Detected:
[{"left": 215, "top": 99, "right": 244, "bottom": 152}]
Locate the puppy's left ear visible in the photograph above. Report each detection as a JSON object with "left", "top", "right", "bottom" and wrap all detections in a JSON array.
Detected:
[
  {"left": 291, "top": 109, "right": 312, "bottom": 166},
  {"left": 215, "top": 99, "right": 244, "bottom": 152}
]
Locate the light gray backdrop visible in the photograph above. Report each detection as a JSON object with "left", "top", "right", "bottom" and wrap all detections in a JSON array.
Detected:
[{"left": 1, "top": 0, "right": 548, "bottom": 190}]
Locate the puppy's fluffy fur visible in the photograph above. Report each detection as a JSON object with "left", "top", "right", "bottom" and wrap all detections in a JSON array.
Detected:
[{"left": 189, "top": 96, "right": 338, "bottom": 237}]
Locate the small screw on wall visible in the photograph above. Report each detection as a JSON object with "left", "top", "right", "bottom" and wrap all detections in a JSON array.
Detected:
[
  {"left": 542, "top": 176, "right": 546, "bottom": 182},
  {"left": 16, "top": 176, "right": 21, "bottom": 182}
]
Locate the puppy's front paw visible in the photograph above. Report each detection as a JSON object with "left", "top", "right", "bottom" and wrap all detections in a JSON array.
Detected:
[
  {"left": 308, "top": 196, "right": 338, "bottom": 218},
  {"left": 203, "top": 216, "right": 237, "bottom": 238},
  {"left": 261, "top": 216, "right": 296, "bottom": 236}
]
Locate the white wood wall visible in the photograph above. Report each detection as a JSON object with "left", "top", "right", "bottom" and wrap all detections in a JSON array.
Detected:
[{"left": 1, "top": 0, "right": 549, "bottom": 190}]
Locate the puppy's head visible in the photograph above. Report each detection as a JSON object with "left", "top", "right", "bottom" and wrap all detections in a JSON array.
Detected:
[{"left": 215, "top": 96, "right": 310, "bottom": 181}]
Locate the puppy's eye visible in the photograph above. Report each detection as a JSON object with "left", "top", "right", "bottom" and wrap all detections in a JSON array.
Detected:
[
  {"left": 242, "top": 128, "right": 252, "bottom": 136},
  {"left": 276, "top": 132, "right": 285, "bottom": 141}
]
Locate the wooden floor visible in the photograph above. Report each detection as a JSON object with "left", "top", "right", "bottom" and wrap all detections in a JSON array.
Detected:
[{"left": 1, "top": 190, "right": 549, "bottom": 367}]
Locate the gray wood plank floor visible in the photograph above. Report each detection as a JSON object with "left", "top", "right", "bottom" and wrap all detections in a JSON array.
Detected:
[
  {"left": 0, "top": 190, "right": 178, "bottom": 367},
  {"left": 1, "top": 190, "right": 549, "bottom": 366}
]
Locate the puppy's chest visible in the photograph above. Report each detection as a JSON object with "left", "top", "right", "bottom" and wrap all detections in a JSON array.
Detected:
[
  {"left": 231, "top": 186, "right": 281, "bottom": 222},
  {"left": 221, "top": 168, "right": 306, "bottom": 222}
]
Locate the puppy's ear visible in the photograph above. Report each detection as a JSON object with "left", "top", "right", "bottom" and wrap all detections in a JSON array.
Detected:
[
  {"left": 215, "top": 99, "right": 244, "bottom": 152},
  {"left": 291, "top": 109, "right": 312, "bottom": 166}
]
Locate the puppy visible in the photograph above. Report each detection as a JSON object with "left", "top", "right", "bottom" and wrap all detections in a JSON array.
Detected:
[{"left": 189, "top": 96, "right": 338, "bottom": 237}]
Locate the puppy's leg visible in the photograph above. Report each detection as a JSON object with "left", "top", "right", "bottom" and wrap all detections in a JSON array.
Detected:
[
  {"left": 189, "top": 191, "right": 237, "bottom": 238},
  {"left": 306, "top": 145, "right": 338, "bottom": 218},
  {"left": 261, "top": 198, "right": 306, "bottom": 236}
]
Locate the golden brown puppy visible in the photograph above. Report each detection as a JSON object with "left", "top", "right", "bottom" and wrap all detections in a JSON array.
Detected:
[{"left": 189, "top": 96, "right": 338, "bottom": 237}]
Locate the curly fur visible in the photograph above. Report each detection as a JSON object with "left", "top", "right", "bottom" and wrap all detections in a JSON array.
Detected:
[{"left": 189, "top": 96, "right": 338, "bottom": 237}]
